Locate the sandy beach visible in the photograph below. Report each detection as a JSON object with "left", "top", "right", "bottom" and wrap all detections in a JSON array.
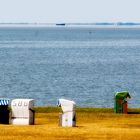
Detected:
[{"left": 0, "top": 107, "right": 140, "bottom": 140}]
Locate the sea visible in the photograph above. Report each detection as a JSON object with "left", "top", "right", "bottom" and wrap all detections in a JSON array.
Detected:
[{"left": 0, "top": 26, "right": 140, "bottom": 107}]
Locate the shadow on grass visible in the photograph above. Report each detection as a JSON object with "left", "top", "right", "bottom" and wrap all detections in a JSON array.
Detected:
[{"left": 128, "top": 112, "right": 140, "bottom": 114}]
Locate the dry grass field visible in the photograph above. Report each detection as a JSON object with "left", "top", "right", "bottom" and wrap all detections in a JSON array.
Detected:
[{"left": 0, "top": 107, "right": 140, "bottom": 140}]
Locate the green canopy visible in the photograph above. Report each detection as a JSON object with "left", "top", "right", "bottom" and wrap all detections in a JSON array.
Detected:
[{"left": 115, "top": 91, "right": 131, "bottom": 100}]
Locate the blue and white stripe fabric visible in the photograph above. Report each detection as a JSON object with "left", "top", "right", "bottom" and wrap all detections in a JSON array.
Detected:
[{"left": 0, "top": 99, "right": 10, "bottom": 106}]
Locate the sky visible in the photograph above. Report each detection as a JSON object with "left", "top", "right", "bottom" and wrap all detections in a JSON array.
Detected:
[{"left": 0, "top": 0, "right": 140, "bottom": 23}]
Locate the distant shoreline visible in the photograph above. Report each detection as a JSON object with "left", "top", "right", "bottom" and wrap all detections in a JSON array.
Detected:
[{"left": 0, "top": 23, "right": 140, "bottom": 28}]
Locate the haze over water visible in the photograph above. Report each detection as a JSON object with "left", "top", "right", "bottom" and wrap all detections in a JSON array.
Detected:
[{"left": 0, "top": 26, "right": 140, "bottom": 107}]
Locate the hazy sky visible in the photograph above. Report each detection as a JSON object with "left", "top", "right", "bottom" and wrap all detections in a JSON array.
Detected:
[{"left": 0, "top": 0, "right": 140, "bottom": 23}]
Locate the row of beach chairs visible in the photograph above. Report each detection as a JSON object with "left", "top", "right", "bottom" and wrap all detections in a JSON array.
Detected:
[
  {"left": 0, "top": 91, "right": 131, "bottom": 127},
  {"left": 0, "top": 98, "right": 76, "bottom": 127}
]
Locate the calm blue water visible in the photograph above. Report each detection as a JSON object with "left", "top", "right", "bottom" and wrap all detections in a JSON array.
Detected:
[{"left": 0, "top": 27, "right": 140, "bottom": 107}]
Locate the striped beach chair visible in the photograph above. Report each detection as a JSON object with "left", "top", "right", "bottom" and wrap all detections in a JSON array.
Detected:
[{"left": 0, "top": 99, "right": 10, "bottom": 124}]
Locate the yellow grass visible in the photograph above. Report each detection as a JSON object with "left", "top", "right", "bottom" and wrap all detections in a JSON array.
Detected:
[{"left": 1, "top": 107, "right": 140, "bottom": 140}]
